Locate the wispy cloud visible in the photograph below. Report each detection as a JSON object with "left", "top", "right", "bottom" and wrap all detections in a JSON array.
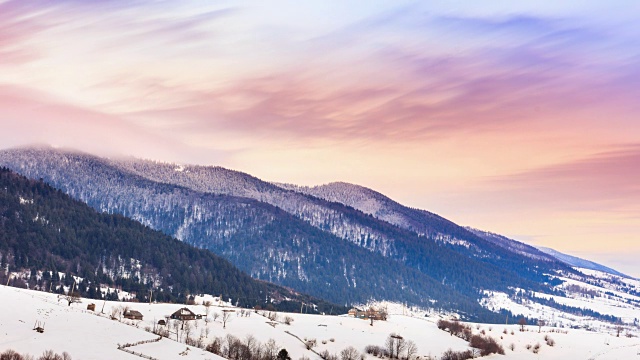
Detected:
[{"left": 495, "top": 145, "right": 640, "bottom": 212}]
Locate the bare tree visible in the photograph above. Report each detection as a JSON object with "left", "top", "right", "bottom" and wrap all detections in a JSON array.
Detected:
[
  {"left": 405, "top": 340, "right": 418, "bottom": 360},
  {"left": 120, "top": 305, "right": 130, "bottom": 321},
  {"left": 616, "top": 323, "right": 624, "bottom": 337},
  {"left": 264, "top": 339, "right": 279, "bottom": 360},
  {"left": 385, "top": 334, "right": 396, "bottom": 359},
  {"left": 222, "top": 311, "right": 232, "bottom": 329},
  {"left": 284, "top": 315, "right": 294, "bottom": 325},
  {"left": 537, "top": 319, "right": 546, "bottom": 333},
  {"left": 110, "top": 306, "right": 122, "bottom": 321},
  {"left": 202, "top": 301, "right": 212, "bottom": 323},
  {"left": 64, "top": 291, "right": 81, "bottom": 307},
  {"left": 213, "top": 312, "right": 220, "bottom": 322},
  {"left": 245, "top": 335, "right": 258, "bottom": 358},
  {"left": 394, "top": 336, "right": 406, "bottom": 359},
  {"left": 340, "top": 346, "right": 360, "bottom": 360},
  {"left": 172, "top": 320, "right": 181, "bottom": 342},
  {"left": 184, "top": 321, "right": 193, "bottom": 343},
  {"left": 518, "top": 318, "right": 527, "bottom": 332}
]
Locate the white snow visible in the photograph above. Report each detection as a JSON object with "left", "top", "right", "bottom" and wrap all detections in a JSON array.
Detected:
[{"left": 3, "top": 285, "right": 640, "bottom": 360}]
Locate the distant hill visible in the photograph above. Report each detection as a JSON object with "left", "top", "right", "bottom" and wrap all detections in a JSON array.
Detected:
[
  {"left": 537, "top": 247, "right": 631, "bottom": 278},
  {"left": 0, "top": 167, "right": 340, "bottom": 313}
]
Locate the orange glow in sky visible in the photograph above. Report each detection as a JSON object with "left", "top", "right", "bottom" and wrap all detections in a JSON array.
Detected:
[{"left": 1, "top": 0, "right": 639, "bottom": 275}]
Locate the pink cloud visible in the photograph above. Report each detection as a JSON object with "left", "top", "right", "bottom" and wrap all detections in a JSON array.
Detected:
[
  {"left": 0, "top": 84, "right": 224, "bottom": 164},
  {"left": 122, "top": 42, "right": 640, "bottom": 147},
  {"left": 493, "top": 145, "right": 640, "bottom": 212}
]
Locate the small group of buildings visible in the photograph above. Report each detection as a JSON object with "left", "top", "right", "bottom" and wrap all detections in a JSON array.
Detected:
[{"left": 348, "top": 308, "right": 386, "bottom": 320}]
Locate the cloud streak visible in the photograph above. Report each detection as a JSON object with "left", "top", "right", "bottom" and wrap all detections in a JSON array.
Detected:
[{"left": 1, "top": 1, "right": 639, "bottom": 274}]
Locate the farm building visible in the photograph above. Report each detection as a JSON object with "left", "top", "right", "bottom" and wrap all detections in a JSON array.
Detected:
[
  {"left": 170, "top": 307, "right": 196, "bottom": 321},
  {"left": 123, "top": 309, "right": 144, "bottom": 320}
]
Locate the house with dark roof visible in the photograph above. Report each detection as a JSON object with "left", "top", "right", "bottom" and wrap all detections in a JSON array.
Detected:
[
  {"left": 124, "top": 309, "right": 144, "bottom": 320},
  {"left": 170, "top": 307, "right": 196, "bottom": 321}
]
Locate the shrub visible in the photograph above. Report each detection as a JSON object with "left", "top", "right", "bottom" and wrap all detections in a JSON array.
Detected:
[
  {"left": 364, "top": 345, "right": 388, "bottom": 357},
  {"left": 532, "top": 343, "right": 541, "bottom": 354},
  {"left": 440, "top": 349, "right": 474, "bottom": 360},
  {"left": 284, "top": 316, "right": 294, "bottom": 325},
  {"left": 509, "top": 343, "right": 515, "bottom": 351},
  {"left": 469, "top": 335, "right": 505, "bottom": 356},
  {"left": 546, "top": 337, "right": 555, "bottom": 347},
  {"left": 305, "top": 339, "right": 317, "bottom": 350}
]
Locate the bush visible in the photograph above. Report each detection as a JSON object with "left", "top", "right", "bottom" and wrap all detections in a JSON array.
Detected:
[
  {"left": 545, "top": 336, "right": 555, "bottom": 347},
  {"left": 440, "top": 349, "right": 474, "bottom": 360},
  {"left": 532, "top": 343, "right": 541, "bottom": 354},
  {"left": 509, "top": 343, "right": 515, "bottom": 351},
  {"left": 364, "top": 345, "right": 388, "bottom": 357},
  {"left": 468, "top": 335, "right": 505, "bottom": 356},
  {"left": 284, "top": 316, "right": 294, "bottom": 325},
  {"left": 437, "top": 319, "right": 472, "bottom": 339},
  {"left": 305, "top": 339, "right": 317, "bottom": 350}
]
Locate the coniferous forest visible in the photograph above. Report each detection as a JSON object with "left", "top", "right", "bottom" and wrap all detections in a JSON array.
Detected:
[{"left": 0, "top": 167, "right": 342, "bottom": 313}]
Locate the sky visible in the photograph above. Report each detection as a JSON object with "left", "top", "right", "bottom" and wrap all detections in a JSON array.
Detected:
[{"left": 1, "top": 0, "right": 639, "bottom": 276}]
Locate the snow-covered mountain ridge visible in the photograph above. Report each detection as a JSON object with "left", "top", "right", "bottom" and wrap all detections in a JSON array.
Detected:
[{"left": 0, "top": 145, "right": 634, "bottom": 325}]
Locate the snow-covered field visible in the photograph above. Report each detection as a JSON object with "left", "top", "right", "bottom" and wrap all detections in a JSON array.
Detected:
[{"left": 3, "top": 284, "right": 640, "bottom": 359}]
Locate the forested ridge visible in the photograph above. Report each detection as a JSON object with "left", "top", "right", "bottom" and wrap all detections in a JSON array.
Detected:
[
  {"left": 0, "top": 147, "right": 564, "bottom": 322},
  {"left": 0, "top": 167, "right": 341, "bottom": 313}
]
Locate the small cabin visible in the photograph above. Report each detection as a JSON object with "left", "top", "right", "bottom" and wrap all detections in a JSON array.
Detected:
[
  {"left": 157, "top": 319, "right": 166, "bottom": 326},
  {"left": 87, "top": 303, "right": 96, "bottom": 311},
  {"left": 170, "top": 307, "right": 197, "bottom": 321},
  {"left": 348, "top": 308, "right": 358, "bottom": 317},
  {"left": 124, "top": 309, "right": 144, "bottom": 320}
]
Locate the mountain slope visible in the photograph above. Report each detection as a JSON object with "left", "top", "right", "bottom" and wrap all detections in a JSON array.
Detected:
[
  {"left": 0, "top": 146, "right": 569, "bottom": 320},
  {"left": 0, "top": 167, "right": 340, "bottom": 313},
  {"left": 277, "top": 181, "right": 480, "bottom": 242},
  {"left": 537, "top": 247, "right": 631, "bottom": 278},
  {"left": 465, "top": 227, "right": 558, "bottom": 262}
]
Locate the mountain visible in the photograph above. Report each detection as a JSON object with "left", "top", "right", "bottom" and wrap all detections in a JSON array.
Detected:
[
  {"left": 537, "top": 247, "right": 631, "bottom": 278},
  {"left": 276, "top": 181, "right": 483, "bottom": 243},
  {"left": 0, "top": 146, "right": 575, "bottom": 321},
  {"left": 465, "top": 227, "right": 557, "bottom": 262},
  {"left": 0, "top": 166, "right": 340, "bottom": 313}
]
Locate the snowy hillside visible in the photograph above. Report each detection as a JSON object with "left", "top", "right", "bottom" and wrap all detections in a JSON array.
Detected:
[
  {"left": 480, "top": 267, "right": 640, "bottom": 334},
  {"left": 2, "top": 285, "right": 640, "bottom": 360}
]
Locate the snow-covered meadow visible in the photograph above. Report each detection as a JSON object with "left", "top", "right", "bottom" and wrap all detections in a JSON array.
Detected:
[{"left": 2, "top": 284, "right": 640, "bottom": 360}]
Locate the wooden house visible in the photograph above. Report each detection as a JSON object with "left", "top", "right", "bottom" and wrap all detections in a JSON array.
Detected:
[
  {"left": 123, "top": 309, "right": 144, "bottom": 320},
  {"left": 170, "top": 307, "right": 197, "bottom": 321},
  {"left": 87, "top": 303, "right": 96, "bottom": 311}
]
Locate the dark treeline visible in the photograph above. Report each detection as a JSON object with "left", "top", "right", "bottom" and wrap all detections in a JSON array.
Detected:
[{"left": 0, "top": 167, "right": 342, "bottom": 314}]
